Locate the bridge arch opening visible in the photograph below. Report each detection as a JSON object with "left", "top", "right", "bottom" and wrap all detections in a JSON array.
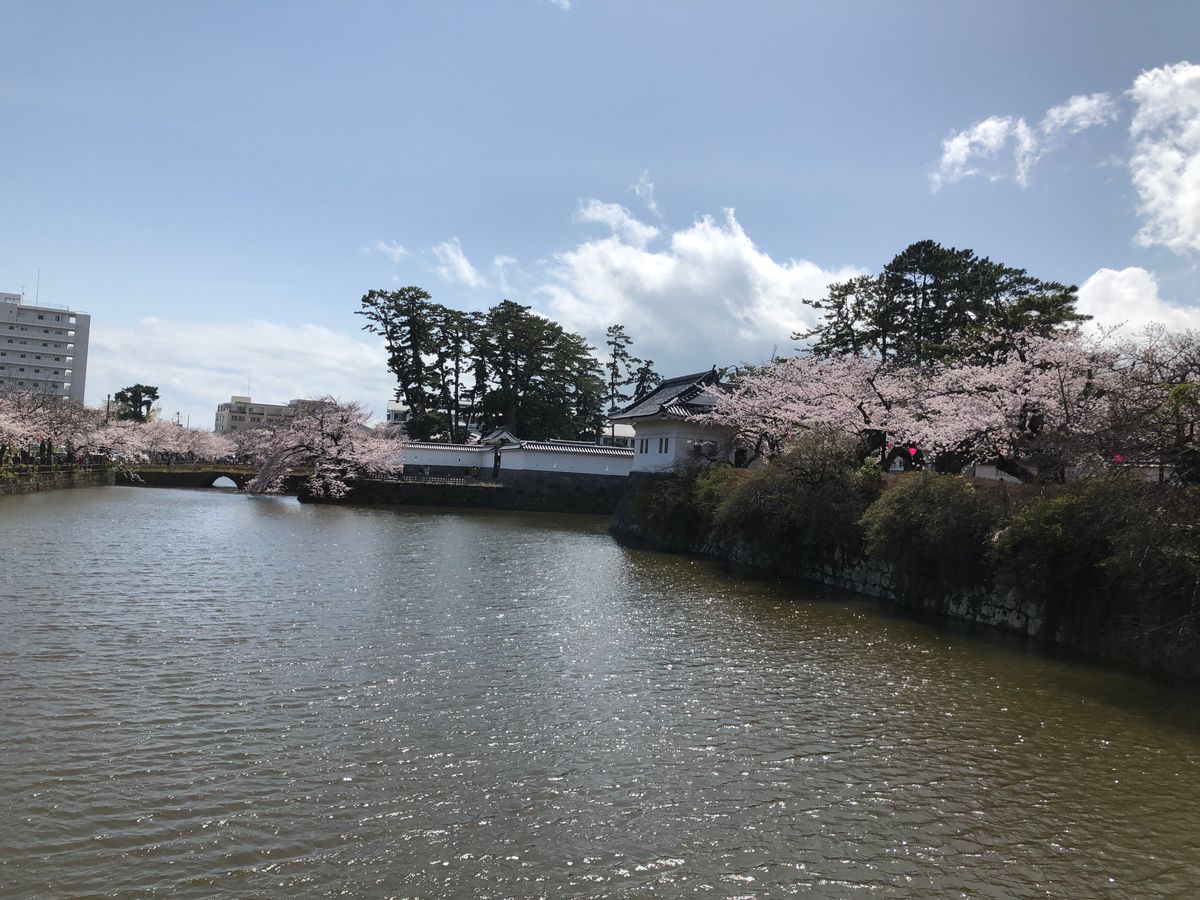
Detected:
[{"left": 212, "top": 476, "right": 238, "bottom": 489}]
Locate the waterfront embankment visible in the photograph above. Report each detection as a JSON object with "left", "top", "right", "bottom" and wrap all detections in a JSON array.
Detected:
[
  {"left": 105, "top": 464, "right": 625, "bottom": 515},
  {"left": 611, "top": 466, "right": 1200, "bottom": 682},
  {"left": 0, "top": 465, "right": 114, "bottom": 495},
  {"left": 299, "top": 470, "right": 627, "bottom": 515}
]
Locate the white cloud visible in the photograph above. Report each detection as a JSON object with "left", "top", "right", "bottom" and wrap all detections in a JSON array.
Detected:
[
  {"left": 547, "top": 0, "right": 571, "bottom": 8},
  {"left": 631, "top": 169, "right": 661, "bottom": 218},
  {"left": 932, "top": 92, "right": 1117, "bottom": 191},
  {"left": 432, "top": 237, "right": 487, "bottom": 288},
  {"left": 1129, "top": 61, "right": 1200, "bottom": 254},
  {"left": 574, "top": 198, "right": 661, "bottom": 248},
  {"left": 367, "top": 239, "right": 408, "bottom": 263},
  {"left": 933, "top": 115, "right": 1017, "bottom": 190},
  {"left": 1078, "top": 266, "right": 1200, "bottom": 331},
  {"left": 1042, "top": 92, "right": 1119, "bottom": 136},
  {"left": 87, "top": 319, "right": 394, "bottom": 429},
  {"left": 539, "top": 207, "right": 862, "bottom": 373},
  {"left": 493, "top": 254, "right": 520, "bottom": 292}
]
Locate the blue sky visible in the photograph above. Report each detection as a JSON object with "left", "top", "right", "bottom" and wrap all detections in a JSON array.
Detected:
[{"left": 2, "top": 1, "right": 1198, "bottom": 426}]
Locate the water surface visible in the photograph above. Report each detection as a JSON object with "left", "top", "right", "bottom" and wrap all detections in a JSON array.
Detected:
[{"left": 2, "top": 486, "right": 1198, "bottom": 897}]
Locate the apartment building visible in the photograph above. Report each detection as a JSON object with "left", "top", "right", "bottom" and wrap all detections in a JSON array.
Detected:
[
  {"left": 213, "top": 395, "right": 324, "bottom": 433},
  {"left": 0, "top": 291, "right": 90, "bottom": 402}
]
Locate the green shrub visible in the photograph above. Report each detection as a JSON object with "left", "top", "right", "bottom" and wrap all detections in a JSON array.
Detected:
[
  {"left": 860, "top": 471, "right": 1002, "bottom": 596},
  {"left": 708, "top": 430, "right": 881, "bottom": 562},
  {"left": 622, "top": 467, "right": 710, "bottom": 550},
  {"left": 693, "top": 463, "right": 750, "bottom": 522},
  {"left": 992, "top": 477, "right": 1200, "bottom": 653}
]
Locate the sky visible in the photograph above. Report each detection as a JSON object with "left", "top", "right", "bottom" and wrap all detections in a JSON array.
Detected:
[{"left": 2, "top": 1, "right": 1198, "bottom": 427}]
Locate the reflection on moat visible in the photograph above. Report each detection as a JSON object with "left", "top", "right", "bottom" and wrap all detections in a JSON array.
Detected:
[{"left": 2, "top": 486, "right": 1199, "bottom": 897}]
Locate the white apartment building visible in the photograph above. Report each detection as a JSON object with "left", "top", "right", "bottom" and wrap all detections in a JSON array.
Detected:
[
  {"left": 0, "top": 291, "right": 90, "bottom": 402},
  {"left": 214, "top": 395, "right": 320, "bottom": 433}
]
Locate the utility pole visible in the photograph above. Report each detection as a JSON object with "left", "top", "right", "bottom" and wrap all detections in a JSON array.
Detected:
[{"left": 105, "top": 393, "right": 111, "bottom": 424}]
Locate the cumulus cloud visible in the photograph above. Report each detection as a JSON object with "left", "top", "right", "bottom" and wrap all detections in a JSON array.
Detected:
[
  {"left": 1078, "top": 266, "right": 1200, "bottom": 331},
  {"left": 574, "top": 198, "right": 661, "bottom": 248},
  {"left": 539, "top": 208, "right": 862, "bottom": 374},
  {"left": 366, "top": 239, "right": 408, "bottom": 263},
  {"left": 87, "top": 319, "right": 394, "bottom": 429},
  {"left": 1129, "top": 61, "right": 1200, "bottom": 254},
  {"left": 547, "top": 0, "right": 571, "bottom": 8},
  {"left": 432, "top": 237, "right": 487, "bottom": 288},
  {"left": 931, "top": 91, "right": 1117, "bottom": 191}
]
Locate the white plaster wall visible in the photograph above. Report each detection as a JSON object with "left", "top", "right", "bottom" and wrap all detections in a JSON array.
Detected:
[
  {"left": 629, "top": 420, "right": 729, "bottom": 472},
  {"left": 965, "top": 464, "right": 1023, "bottom": 483},
  {"left": 400, "top": 445, "right": 492, "bottom": 469},
  {"left": 500, "top": 448, "right": 633, "bottom": 476}
]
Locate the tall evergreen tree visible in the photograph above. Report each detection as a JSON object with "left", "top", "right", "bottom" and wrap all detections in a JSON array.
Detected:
[
  {"left": 430, "top": 307, "right": 480, "bottom": 443},
  {"left": 475, "top": 300, "right": 605, "bottom": 440},
  {"left": 604, "top": 324, "right": 636, "bottom": 413},
  {"left": 356, "top": 287, "right": 444, "bottom": 440},
  {"left": 113, "top": 384, "right": 159, "bottom": 422},
  {"left": 630, "top": 358, "right": 663, "bottom": 401},
  {"left": 798, "top": 240, "right": 1089, "bottom": 365}
]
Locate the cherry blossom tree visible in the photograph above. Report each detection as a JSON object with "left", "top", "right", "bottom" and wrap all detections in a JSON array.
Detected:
[
  {"left": 245, "top": 398, "right": 403, "bottom": 498},
  {"left": 0, "top": 406, "right": 36, "bottom": 466},
  {"left": 1103, "top": 326, "right": 1200, "bottom": 481},
  {"left": 897, "top": 330, "right": 1116, "bottom": 473},
  {"left": 0, "top": 391, "right": 104, "bottom": 466},
  {"left": 704, "top": 328, "right": 1120, "bottom": 477},
  {"left": 0, "top": 390, "right": 239, "bottom": 474}
]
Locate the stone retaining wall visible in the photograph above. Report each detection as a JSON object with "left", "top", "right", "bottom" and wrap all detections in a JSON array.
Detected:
[
  {"left": 306, "top": 470, "right": 625, "bottom": 515},
  {"left": 609, "top": 470, "right": 1186, "bottom": 679},
  {"left": 0, "top": 468, "right": 115, "bottom": 495}
]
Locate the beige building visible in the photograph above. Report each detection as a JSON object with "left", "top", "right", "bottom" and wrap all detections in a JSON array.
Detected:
[
  {"left": 214, "top": 395, "right": 319, "bottom": 433},
  {"left": 0, "top": 291, "right": 90, "bottom": 402}
]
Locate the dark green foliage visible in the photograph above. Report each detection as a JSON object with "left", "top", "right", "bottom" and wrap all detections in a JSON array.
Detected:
[
  {"left": 431, "top": 306, "right": 482, "bottom": 443},
  {"left": 476, "top": 300, "right": 606, "bottom": 440},
  {"left": 113, "top": 384, "right": 159, "bottom": 422},
  {"left": 604, "top": 324, "right": 661, "bottom": 411},
  {"left": 992, "top": 477, "right": 1200, "bottom": 664},
  {"left": 859, "top": 471, "right": 1003, "bottom": 596},
  {"left": 618, "top": 468, "right": 711, "bottom": 551},
  {"left": 357, "top": 287, "right": 443, "bottom": 439},
  {"left": 630, "top": 358, "right": 663, "bottom": 400},
  {"left": 358, "top": 289, "right": 609, "bottom": 442},
  {"left": 798, "top": 240, "right": 1088, "bottom": 365},
  {"left": 705, "top": 430, "right": 881, "bottom": 561}
]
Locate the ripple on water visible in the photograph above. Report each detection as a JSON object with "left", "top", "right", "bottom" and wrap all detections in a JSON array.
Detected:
[{"left": 1, "top": 487, "right": 1199, "bottom": 897}]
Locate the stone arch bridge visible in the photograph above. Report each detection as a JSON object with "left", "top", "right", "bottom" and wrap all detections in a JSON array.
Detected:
[{"left": 117, "top": 464, "right": 306, "bottom": 492}]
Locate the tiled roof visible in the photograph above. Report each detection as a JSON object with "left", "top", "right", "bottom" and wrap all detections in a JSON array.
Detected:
[{"left": 610, "top": 369, "right": 723, "bottom": 421}]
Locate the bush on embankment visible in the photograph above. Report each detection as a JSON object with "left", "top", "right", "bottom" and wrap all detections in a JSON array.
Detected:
[
  {"left": 698, "top": 431, "right": 882, "bottom": 571},
  {"left": 614, "top": 430, "right": 882, "bottom": 570},
  {"left": 859, "top": 470, "right": 1007, "bottom": 598},
  {"left": 611, "top": 448, "right": 1200, "bottom": 679},
  {"left": 991, "top": 476, "right": 1200, "bottom": 675}
]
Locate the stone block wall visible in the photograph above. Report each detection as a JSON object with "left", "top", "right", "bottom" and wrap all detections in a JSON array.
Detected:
[
  {"left": 0, "top": 468, "right": 115, "bottom": 495},
  {"left": 307, "top": 470, "right": 626, "bottom": 515}
]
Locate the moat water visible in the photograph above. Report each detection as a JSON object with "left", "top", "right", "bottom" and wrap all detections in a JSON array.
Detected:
[{"left": 2, "top": 486, "right": 1199, "bottom": 897}]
